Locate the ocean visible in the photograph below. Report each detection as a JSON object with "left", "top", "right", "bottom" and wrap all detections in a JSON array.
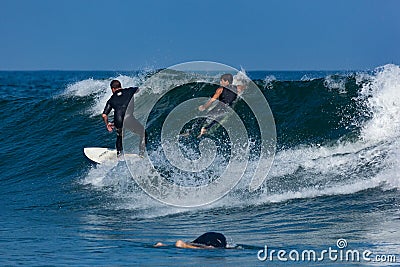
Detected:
[{"left": 0, "top": 65, "right": 399, "bottom": 266}]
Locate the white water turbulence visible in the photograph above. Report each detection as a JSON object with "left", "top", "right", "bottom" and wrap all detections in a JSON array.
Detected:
[
  {"left": 122, "top": 61, "right": 276, "bottom": 207},
  {"left": 358, "top": 64, "right": 400, "bottom": 190},
  {"left": 256, "top": 64, "right": 400, "bottom": 205},
  {"left": 324, "top": 74, "right": 348, "bottom": 94},
  {"left": 359, "top": 64, "right": 400, "bottom": 142}
]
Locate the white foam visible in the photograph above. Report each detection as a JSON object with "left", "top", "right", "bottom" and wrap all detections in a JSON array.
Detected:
[
  {"left": 81, "top": 161, "right": 199, "bottom": 218},
  {"left": 247, "top": 65, "right": 400, "bottom": 205},
  {"left": 259, "top": 64, "right": 400, "bottom": 198},
  {"left": 324, "top": 74, "right": 347, "bottom": 94},
  {"left": 359, "top": 64, "right": 400, "bottom": 142},
  {"left": 65, "top": 78, "right": 106, "bottom": 97},
  {"left": 374, "top": 139, "right": 400, "bottom": 190},
  {"left": 264, "top": 75, "right": 276, "bottom": 89},
  {"left": 233, "top": 68, "right": 250, "bottom": 86},
  {"left": 259, "top": 176, "right": 384, "bottom": 204}
]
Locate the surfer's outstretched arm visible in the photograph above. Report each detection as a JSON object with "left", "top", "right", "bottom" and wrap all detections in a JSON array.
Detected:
[
  {"left": 175, "top": 240, "right": 213, "bottom": 249},
  {"left": 153, "top": 241, "right": 212, "bottom": 249},
  {"left": 199, "top": 87, "right": 223, "bottom": 111}
]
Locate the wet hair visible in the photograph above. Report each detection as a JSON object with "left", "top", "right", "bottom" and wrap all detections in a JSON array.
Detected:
[
  {"left": 110, "top": 80, "right": 122, "bottom": 89},
  {"left": 220, "top": 74, "right": 233, "bottom": 85},
  {"left": 192, "top": 232, "right": 227, "bottom": 248}
]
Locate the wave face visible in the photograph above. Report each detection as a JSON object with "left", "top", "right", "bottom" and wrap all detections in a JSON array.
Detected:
[
  {"left": 2, "top": 66, "right": 399, "bottom": 209},
  {"left": 8, "top": 65, "right": 393, "bottom": 209},
  {"left": 0, "top": 66, "right": 399, "bottom": 265}
]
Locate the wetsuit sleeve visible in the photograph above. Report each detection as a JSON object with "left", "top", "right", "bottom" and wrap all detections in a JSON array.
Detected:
[
  {"left": 102, "top": 100, "right": 112, "bottom": 115},
  {"left": 129, "top": 87, "right": 139, "bottom": 94}
]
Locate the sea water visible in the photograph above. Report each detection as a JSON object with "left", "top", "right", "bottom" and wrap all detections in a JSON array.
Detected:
[{"left": 0, "top": 66, "right": 399, "bottom": 266}]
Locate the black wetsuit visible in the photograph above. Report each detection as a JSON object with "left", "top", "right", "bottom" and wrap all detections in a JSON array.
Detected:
[
  {"left": 218, "top": 85, "right": 237, "bottom": 106},
  {"left": 203, "top": 85, "right": 237, "bottom": 130},
  {"left": 102, "top": 87, "right": 145, "bottom": 154},
  {"left": 191, "top": 232, "right": 227, "bottom": 248}
]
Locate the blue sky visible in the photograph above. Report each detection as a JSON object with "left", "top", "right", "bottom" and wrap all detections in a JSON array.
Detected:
[{"left": 1, "top": 0, "right": 399, "bottom": 71}]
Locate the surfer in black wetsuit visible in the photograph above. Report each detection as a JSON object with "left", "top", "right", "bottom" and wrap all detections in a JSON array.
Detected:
[
  {"left": 102, "top": 80, "right": 145, "bottom": 157},
  {"left": 197, "top": 73, "right": 237, "bottom": 137},
  {"left": 154, "top": 232, "right": 228, "bottom": 249}
]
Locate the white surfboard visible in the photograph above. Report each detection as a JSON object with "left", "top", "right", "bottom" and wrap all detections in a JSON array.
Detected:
[{"left": 83, "top": 147, "right": 141, "bottom": 164}]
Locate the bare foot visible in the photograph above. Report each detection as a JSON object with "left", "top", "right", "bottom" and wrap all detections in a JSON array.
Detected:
[{"left": 197, "top": 127, "right": 207, "bottom": 138}]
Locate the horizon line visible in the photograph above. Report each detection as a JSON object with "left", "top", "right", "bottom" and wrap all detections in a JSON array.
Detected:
[{"left": 0, "top": 67, "right": 378, "bottom": 72}]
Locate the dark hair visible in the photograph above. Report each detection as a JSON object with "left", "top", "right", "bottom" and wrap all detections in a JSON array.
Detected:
[
  {"left": 110, "top": 80, "right": 122, "bottom": 89},
  {"left": 220, "top": 74, "right": 233, "bottom": 84}
]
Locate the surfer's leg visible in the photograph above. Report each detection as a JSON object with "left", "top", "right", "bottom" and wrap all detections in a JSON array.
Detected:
[
  {"left": 178, "top": 118, "right": 207, "bottom": 138},
  {"left": 125, "top": 116, "right": 145, "bottom": 155},
  {"left": 116, "top": 128, "right": 123, "bottom": 156},
  {"left": 198, "top": 113, "right": 226, "bottom": 138},
  {"left": 197, "top": 106, "right": 227, "bottom": 138},
  {"left": 204, "top": 120, "right": 218, "bottom": 131},
  {"left": 197, "top": 120, "right": 217, "bottom": 138}
]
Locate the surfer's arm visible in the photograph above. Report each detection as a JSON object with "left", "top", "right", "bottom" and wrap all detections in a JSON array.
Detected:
[
  {"left": 175, "top": 240, "right": 213, "bottom": 249},
  {"left": 102, "top": 113, "right": 114, "bottom": 132},
  {"left": 102, "top": 113, "right": 109, "bottom": 125},
  {"left": 127, "top": 86, "right": 140, "bottom": 94},
  {"left": 102, "top": 101, "right": 114, "bottom": 132},
  {"left": 199, "top": 87, "right": 223, "bottom": 111}
]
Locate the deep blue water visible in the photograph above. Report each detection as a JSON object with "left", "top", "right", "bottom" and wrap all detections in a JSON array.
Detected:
[{"left": 0, "top": 66, "right": 399, "bottom": 266}]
